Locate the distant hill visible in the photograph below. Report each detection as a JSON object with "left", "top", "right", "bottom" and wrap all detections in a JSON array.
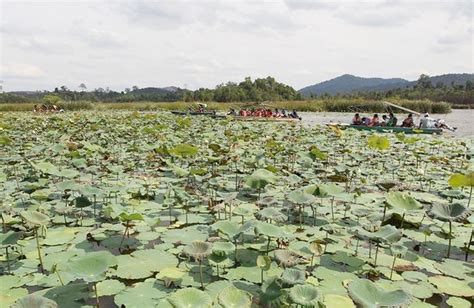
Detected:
[
  {"left": 299, "top": 73, "right": 474, "bottom": 96},
  {"left": 130, "top": 86, "right": 181, "bottom": 94}
]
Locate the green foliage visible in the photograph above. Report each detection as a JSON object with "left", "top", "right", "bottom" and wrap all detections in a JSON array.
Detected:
[{"left": 367, "top": 135, "right": 390, "bottom": 151}]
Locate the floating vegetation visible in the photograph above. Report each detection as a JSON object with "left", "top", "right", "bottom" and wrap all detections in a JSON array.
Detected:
[{"left": 0, "top": 111, "right": 472, "bottom": 307}]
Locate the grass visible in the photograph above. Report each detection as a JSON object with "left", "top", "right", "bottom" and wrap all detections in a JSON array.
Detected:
[{"left": 0, "top": 99, "right": 452, "bottom": 113}]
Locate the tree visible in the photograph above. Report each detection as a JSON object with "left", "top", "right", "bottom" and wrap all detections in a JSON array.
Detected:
[
  {"left": 124, "top": 88, "right": 131, "bottom": 93},
  {"left": 60, "top": 85, "right": 69, "bottom": 92},
  {"left": 132, "top": 86, "right": 139, "bottom": 91},
  {"left": 417, "top": 74, "right": 432, "bottom": 89},
  {"left": 79, "top": 83, "right": 87, "bottom": 92}
]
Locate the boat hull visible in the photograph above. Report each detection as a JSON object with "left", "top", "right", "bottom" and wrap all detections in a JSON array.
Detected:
[{"left": 328, "top": 124, "right": 443, "bottom": 135}]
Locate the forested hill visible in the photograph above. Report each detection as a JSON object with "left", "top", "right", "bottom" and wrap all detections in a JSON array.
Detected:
[{"left": 299, "top": 73, "right": 474, "bottom": 96}]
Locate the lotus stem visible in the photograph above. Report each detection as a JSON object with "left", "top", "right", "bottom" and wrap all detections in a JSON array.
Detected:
[
  {"left": 266, "top": 236, "right": 271, "bottom": 255},
  {"left": 119, "top": 225, "right": 129, "bottom": 249},
  {"left": 93, "top": 195, "right": 97, "bottom": 217},
  {"left": 299, "top": 205, "right": 303, "bottom": 229},
  {"left": 310, "top": 253, "right": 314, "bottom": 267},
  {"left": 465, "top": 229, "right": 473, "bottom": 261},
  {"left": 260, "top": 268, "right": 264, "bottom": 284},
  {"left": 5, "top": 247, "right": 10, "bottom": 273},
  {"left": 234, "top": 239, "right": 238, "bottom": 263},
  {"left": 35, "top": 228, "right": 44, "bottom": 273},
  {"left": 330, "top": 197, "right": 335, "bottom": 221},
  {"left": 355, "top": 238, "right": 359, "bottom": 256},
  {"left": 390, "top": 255, "right": 397, "bottom": 280},
  {"left": 93, "top": 281, "right": 100, "bottom": 307},
  {"left": 216, "top": 265, "right": 219, "bottom": 279},
  {"left": 368, "top": 241, "right": 372, "bottom": 258},
  {"left": 55, "top": 268, "right": 64, "bottom": 286},
  {"left": 374, "top": 243, "right": 379, "bottom": 266},
  {"left": 468, "top": 186, "right": 472, "bottom": 208},
  {"left": 400, "top": 212, "right": 405, "bottom": 229},
  {"left": 447, "top": 220, "right": 452, "bottom": 258},
  {"left": 198, "top": 259, "right": 204, "bottom": 290}
]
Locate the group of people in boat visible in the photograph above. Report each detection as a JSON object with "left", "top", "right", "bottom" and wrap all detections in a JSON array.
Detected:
[
  {"left": 227, "top": 108, "right": 301, "bottom": 119},
  {"left": 33, "top": 104, "right": 65, "bottom": 113},
  {"left": 352, "top": 112, "right": 455, "bottom": 131}
]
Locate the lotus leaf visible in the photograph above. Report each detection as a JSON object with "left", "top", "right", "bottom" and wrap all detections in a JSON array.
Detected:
[
  {"left": 274, "top": 249, "right": 302, "bottom": 267},
  {"left": 257, "top": 207, "right": 286, "bottom": 222},
  {"left": 245, "top": 168, "right": 279, "bottom": 189},
  {"left": 428, "top": 275, "right": 474, "bottom": 297},
  {"left": 11, "top": 294, "right": 58, "bottom": 308},
  {"left": 168, "top": 288, "right": 212, "bottom": 308},
  {"left": 347, "top": 279, "right": 410, "bottom": 308},
  {"left": 386, "top": 192, "right": 422, "bottom": 211},
  {"left": 20, "top": 211, "right": 50, "bottom": 226},
  {"left": 281, "top": 268, "right": 306, "bottom": 285},
  {"left": 446, "top": 297, "right": 472, "bottom": 308},
  {"left": 66, "top": 251, "right": 117, "bottom": 282},
  {"left": 288, "top": 284, "right": 321, "bottom": 307},
  {"left": 183, "top": 241, "right": 213, "bottom": 261},
  {"left": 114, "top": 281, "right": 168, "bottom": 307},
  {"left": 428, "top": 202, "right": 467, "bottom": 221},
  {"left": 218, "top": 286, "right": 252, "bottom": 308}
]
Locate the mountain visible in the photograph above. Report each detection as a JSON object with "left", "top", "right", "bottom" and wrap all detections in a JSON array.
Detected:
[
  {"left": 129, "top": 86, "right": 182, "bottom": 94},
  {"left": 299, "top": 73, "right": 474, "bottom": 96}
]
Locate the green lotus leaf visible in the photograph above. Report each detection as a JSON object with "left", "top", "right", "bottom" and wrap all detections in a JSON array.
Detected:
[
  {"left": 428, "top": 202, "right": 467, "bottom": 221},
  {"left": 428, "top": 275, "right": 474, "bottom": 297},
  {"left": 65, "top": 251, "right": 117, "bottom": 282},
  {"left": 257, "top": 207, "right": 286, "bottom": 222},
  {"left": 20, "top": 211, "right": 50, "bottom": 226},
  {"left": 390, "top": 243, "right": 408, "bottom": 257},
  {"left": 288, "top": 189, "right": 316, "bottom": 204},
  {"left": 218, "top": 286, "right": 252, "bottom": 308},
  {"left": 95, "top": 279, "right": 126, "bottom": 296},
  {"left": 323, "top": 294, "right": 355, "bottom": 308},
  {"left": 212, "top": 241, "right": 235, "bottom": 256},
  {"left": 183, "top": 240, "right": 213, "bottom": 261},
  {"left": 213, "top": 220, "right": 241, "bottom": 239},
  {"left": 386, "top": 192, "right": 423, "bottom": 212},
  {"left": 433, "top": 259, "right": 471, "bottom": 279},
  {"left": 260, "top": 277, "right": 284, "bottom": 305},
  {"left": 367, "top": 135, "right": 390, "bottom": 151},
  {"left": 170, "top": 144, "right": 199, "bottom": 157},
  {"left": 348, "top": 279, "right": 410, "bottom": 308},
  {"left": 39, "top": 283, "right": 90, "bottom": 308},
  {"left": 274, "top": 249, "right": 302, "bottom": 267},
  {"left": 446, "top": 297, "right": 472, "bottom": 308},
  {"left": 255, "top": 222, "right": 286, "bottom": 239},
  {"left": 74, "top": 196, "right": 91, "bottom": 208},
  {"left": 0, "top": 230, "right": 22, "bottom": 246},
  {"left": 245, "top": 169, "right": 279, "bottom": 189},
  {"left": 114, "top": 281, "right": 168, "bottom": 307},
  {"left": 33, "top": 161, "right": 59, "bottom": 176},
  {"left": 318, "top": 183, "right": 345, "bottom": 197},
  {"left": 281, "top": 268, "right": 306, "bottom": 285},
  {"left": 11, "top": 294, "right": 58, "bottom": 308},
  {"left": 401, "top": 271, "right": 428, "bottom": 282},
  {"left": 353, "top": 225, "right": 402, "bottom": 243},
  {"left": 115, "top": 249, "right": 178, "bottom": 280},
  {"left": 448, "top": 172, "right": 474, "bottom": 187},
  {"left": 168, "top": 288, "right": 212, "bottom": 308},
  {"left": 257, "top": 255, "right": 272, "bottom": 271},
  {"left": 288, "top": 284, "right": 321, "bottom": 307}
]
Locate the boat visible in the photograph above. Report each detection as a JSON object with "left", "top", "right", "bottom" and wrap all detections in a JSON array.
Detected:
[
  {"left": 327, "top": 123, "right": 443, "bottom": 135},
  {"left": 171, "top": 111, "right": 217, "bottom": 116}
]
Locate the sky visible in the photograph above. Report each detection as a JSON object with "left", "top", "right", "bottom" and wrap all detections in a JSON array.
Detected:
[{"left": 0, "top": 0, "right": 472, "bottom": 91}]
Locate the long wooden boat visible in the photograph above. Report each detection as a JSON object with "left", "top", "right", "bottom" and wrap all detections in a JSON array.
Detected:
[
  {"left": 224, "top": 116, "right": 300, "bottom": 122},
  {"left": 327, "top": 123, "right": 443, "bottom": 135},
  {"left": 171, "top": 111, "right": 217, "bottom": 116}
]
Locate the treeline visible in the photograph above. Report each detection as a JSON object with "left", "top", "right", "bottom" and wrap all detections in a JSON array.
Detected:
[
  {"left": 1, "top": 74, "right": 472, "bottom": 106},
  {"left": 308, "top": 75, "right": 474, "bottom": 105},
  {"left": 0, "top": 77, "right": 302, "bottom": 104}
]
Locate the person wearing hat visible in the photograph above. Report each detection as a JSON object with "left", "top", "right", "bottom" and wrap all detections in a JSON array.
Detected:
[{"left": 419, "top": 113, "right": 435, "bottom": 129}]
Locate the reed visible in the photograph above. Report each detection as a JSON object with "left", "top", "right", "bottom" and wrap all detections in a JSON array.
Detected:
[{"left": 0, "top": 99, "right": 452, "bottom": 113}]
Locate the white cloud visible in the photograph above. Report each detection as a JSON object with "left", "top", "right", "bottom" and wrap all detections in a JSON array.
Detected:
[
  {"left": 0, "top": 0, "right": 472, "bottom": 91},
  {"left": 0, "top": 64, "right": 45, "bottom": 79}
]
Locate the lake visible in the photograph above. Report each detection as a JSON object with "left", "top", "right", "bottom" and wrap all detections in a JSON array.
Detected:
[{"left": 300, "top": 109, "right": 474, "bottom": 137}]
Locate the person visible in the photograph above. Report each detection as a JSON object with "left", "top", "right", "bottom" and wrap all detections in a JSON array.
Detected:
[
  {"left": 281, "top": 109, "right": 288, "bottom": 117},
  {"left": 368, "top": 114, "right": 379, "bottom": 127},
  {"left": 361, "top": 117, "right": 370, "bottom": 126},
  {"left": 352, "top": 113, "right": 362, "bottom": 125},
  {"left": 401, "top": 113, "right": 415, "bottom": 127},
  {"left": 434, "top": 119, "right": 457, "bottom": 131},
  {"left": 380, "top": 115, "right": 388, "bottom": 126},
  {"left": 33, "top": 105, "right": 39, "bottom": 112},
  {"left": 228, "top": 108, "right": 237, "bottom": 116},
  {"left": 419, "top": 113, "right": 435, "bottom": 129},
  {"left": 387, "top": 112, "right": 397, "bottom": 127},
  {"left": 289, "top": 109, "right": 301, "bottom": 120}
]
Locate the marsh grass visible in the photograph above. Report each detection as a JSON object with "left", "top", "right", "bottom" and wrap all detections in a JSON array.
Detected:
[{"left": 0, "top": 99, "right": 452, "bottom": 113}]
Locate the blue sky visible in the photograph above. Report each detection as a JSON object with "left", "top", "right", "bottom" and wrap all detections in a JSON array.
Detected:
[{"left": 1, "top": 0, "right": 472, "bottom": 91}]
